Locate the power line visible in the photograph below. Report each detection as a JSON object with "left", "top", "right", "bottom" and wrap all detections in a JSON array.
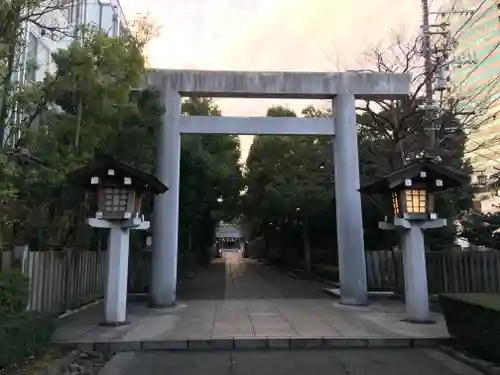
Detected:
[
  {"left": 458, "top": 41, "right": 500, "bottom": 86},
  {"left": 453, "top": 1, "right": 495, "bottom": 41},
  {"left": 450, "top": 0, "right": 489, "bottom": 40}
]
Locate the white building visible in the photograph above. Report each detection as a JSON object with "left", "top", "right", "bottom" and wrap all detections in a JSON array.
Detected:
[
  {"left": 4, "top": 0, "right": 128, "bottom": 145},
  {"left": 18, "top": 0, "right": 128, "bottom": 84}
]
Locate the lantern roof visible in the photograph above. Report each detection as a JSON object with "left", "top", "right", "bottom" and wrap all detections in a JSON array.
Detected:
[
  {"left": 360, "top": 158, "right": 469, "bottom": 194},
  {"left": 68, "top": 154, "right": 168, "bottom": 195}
]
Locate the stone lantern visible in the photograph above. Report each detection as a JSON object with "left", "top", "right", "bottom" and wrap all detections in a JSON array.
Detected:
[
  {"left": 69, "top": 155, "right": 168, "bottom": 325},
  {"left": 360, "top": 158, "right": 469, "bottom": 323}
]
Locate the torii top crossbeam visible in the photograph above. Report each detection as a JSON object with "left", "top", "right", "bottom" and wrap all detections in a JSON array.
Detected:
[{"left": 147, "top": 69, "right": 411, "bottom": 100}]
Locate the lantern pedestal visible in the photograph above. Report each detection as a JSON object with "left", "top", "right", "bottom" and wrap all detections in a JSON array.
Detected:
[
  {"left": 379, "top": 217, "right": 446, "bottom": 324},
  {"left": 88, "top": 217, "right": 150, "bottom": 326}
]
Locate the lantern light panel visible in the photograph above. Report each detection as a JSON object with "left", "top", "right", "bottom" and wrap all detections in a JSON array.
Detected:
[
  {"left": 404, "top": 189, "right": 427, "bottom": 214},
  {"left": 104, "top": 188, "right": 129, "bottom": 213},
  {"left": 392, "top": 191, "right": 400, "bottom": 215}
]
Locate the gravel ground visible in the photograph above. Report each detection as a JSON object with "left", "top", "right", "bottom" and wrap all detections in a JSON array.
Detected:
[
  {"left": 59, "top": 351, "right": 108, "bottom": 375},
  {"left": 0, "top": 349, "right": 108, "bottom": 375}
]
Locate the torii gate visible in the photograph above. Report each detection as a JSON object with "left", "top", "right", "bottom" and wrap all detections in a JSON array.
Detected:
[{"left": 147, "top": 70, "right": 410, "bottom": 307}]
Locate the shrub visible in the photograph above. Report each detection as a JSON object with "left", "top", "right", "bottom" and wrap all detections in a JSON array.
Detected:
[
  {"left": 0, "top": 268, "right": 29, "bottom": 316},
  {"left": 440, "top": 293, "right": 500, "bottom": 363},
  {"left": 0, "top": 312, "right": 55, "bottom": 370}
]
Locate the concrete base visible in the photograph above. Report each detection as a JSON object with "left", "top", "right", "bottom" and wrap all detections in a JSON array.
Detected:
[
  {"left": 339, "top": 298, "right": 370, "bottom": 307},
  {"left": 148, "top": 300, "right": 178, "bottom": 309},
  {"left": 403, "top": 318, "right": 437, "bottom": 325},
  {"left": 323, "top": 288, "right": 396, "bottom": 301},
  {"left": 99, "top": 321, "right": 131, "bottom": 327}
]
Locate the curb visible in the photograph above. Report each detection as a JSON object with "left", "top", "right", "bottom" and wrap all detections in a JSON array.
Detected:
[
  {"left": 323, "top": 288, "right": 397, "bottom": 300},
  {"left": 438, "top": 346, "right": 500, "bottom": 375},
  {"left": 54, "top": 337, "right": 453, "bottom": 354}
]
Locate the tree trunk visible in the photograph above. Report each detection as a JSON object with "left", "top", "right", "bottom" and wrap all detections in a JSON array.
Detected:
[
  {"left": 74, "top": 93, "right": 83, "bottom": 151},
  {"left": 302, "top": 224, "right": 312, "bottom": 276}
]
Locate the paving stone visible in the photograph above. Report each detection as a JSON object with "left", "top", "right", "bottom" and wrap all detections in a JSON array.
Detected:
[{"left": 52, "top": 253, "right": 451, "bottom": 350}]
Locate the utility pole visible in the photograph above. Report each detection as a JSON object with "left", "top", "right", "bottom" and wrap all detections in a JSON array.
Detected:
[
  {"left": 421, "top": 2, "right": 475, "bottom": 155},
  {"left": 421, "top": 0, "right": 437, "bottom": 151}
]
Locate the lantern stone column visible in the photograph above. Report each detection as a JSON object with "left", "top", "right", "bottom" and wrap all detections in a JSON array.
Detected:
[
  {"left": 333, "top": 84, "right": 368, "bottom": 306},
  {"left": 380, "top": 217, "right": 446, "bottom": 323},
  {"left": 150, "top": 87, "right": 182, "bottom": 307},
  {"left": 89, "top": 217, "right": 151, "bottom": 325},
  {"left": 104, "top": 223, "right": 131, "bottom": 324}
]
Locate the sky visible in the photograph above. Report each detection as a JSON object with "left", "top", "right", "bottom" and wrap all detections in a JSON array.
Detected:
[{"left": 118, "top": 0, "right": 426, "bottom": 161}]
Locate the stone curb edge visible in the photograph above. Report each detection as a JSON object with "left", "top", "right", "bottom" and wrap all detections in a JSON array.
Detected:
[
  {"left": 55, "top": 337, "right": 453, "bottom": 354},
  {"left": 438, "top": 346, "right": 500, "bottom": 375}
]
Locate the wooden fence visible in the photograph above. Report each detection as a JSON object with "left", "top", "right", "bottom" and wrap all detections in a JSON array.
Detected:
[
  {"left": 365, "top": 249, "right": 500, "bottom": 295},
  {"left": 1, "top": 247, "right": 106, "bottom": 314}
]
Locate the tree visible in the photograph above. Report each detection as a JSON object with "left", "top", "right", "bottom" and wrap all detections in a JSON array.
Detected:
[
  {"left": 0, "top": 19, "right": 159, "bottom": 249},
  {"left": 354, "top": 35, "right": 474, "bottom": 250},
  {"left": 461, "top": 212, "right": 500, "bottom": 250},
  {"left": 243, "top": 105, "right": 334, "bottom": 274},
  {"left": 178, "top": 97, "right": 244, "bottom": 263}
]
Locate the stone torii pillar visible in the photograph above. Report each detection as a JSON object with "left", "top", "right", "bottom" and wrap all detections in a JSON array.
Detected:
[{"left": 147, "top": 70, "right": 411, "bottom": 307}]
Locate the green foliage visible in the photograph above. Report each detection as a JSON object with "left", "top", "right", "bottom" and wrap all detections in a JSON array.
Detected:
[
  {"left": 1, "top": 21, "right": 162, "bottom": 249},
  {"left": 179, "top": 98, "right": 244, "bottom": 261},
  {"left": 461, "top": 212, "right": 500, "bottom": 249},
  {"left": 0, "top": 312, "right": 55, "bottom": 370},
  {"left": 242, "top": 94, "right": 472, "bottom": 268},
  {"left": 243, "top": 106, "right": 335, "bottom": 272},
  {"left": 440, "top": 293, "right": 500, "bottom": 363},
  {"left": 0, "top": 268, "right": 29, "bottom": 316}
]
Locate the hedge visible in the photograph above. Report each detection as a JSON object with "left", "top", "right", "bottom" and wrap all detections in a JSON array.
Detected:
[
  {"left": 0, "top": 312, "right": 56, "bottom": 370},
  {"left": 440, "top": 293, "right": 500, "bottom": 363}
]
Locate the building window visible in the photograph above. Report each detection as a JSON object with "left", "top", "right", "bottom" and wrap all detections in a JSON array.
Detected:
[
  {"left": 478, "top": 174, "right": 488, "bottom": 185},
  {"left": 112, "top": 7, "right": 119, "bottom": 37},
  {"left": 39, "top": 42, "right": 51, "bottom": 76},
  {"left": 57, "top": 0, "right": 73, "bottom": 21},
  {"left": 26, "top": 32, "right": 38, "bottom": 81}
]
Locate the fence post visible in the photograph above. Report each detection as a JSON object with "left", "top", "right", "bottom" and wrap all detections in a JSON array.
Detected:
[{"left": 63, "top": 248, "right": 72, "bottom": 312}]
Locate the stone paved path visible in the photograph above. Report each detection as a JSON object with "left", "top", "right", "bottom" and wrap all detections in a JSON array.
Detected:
[
  {"left": 54, "top": 251, "right": 448, "bottom": 343},
  {"left": 101, "top": 349, "right": 481, "bottom": 375}
]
